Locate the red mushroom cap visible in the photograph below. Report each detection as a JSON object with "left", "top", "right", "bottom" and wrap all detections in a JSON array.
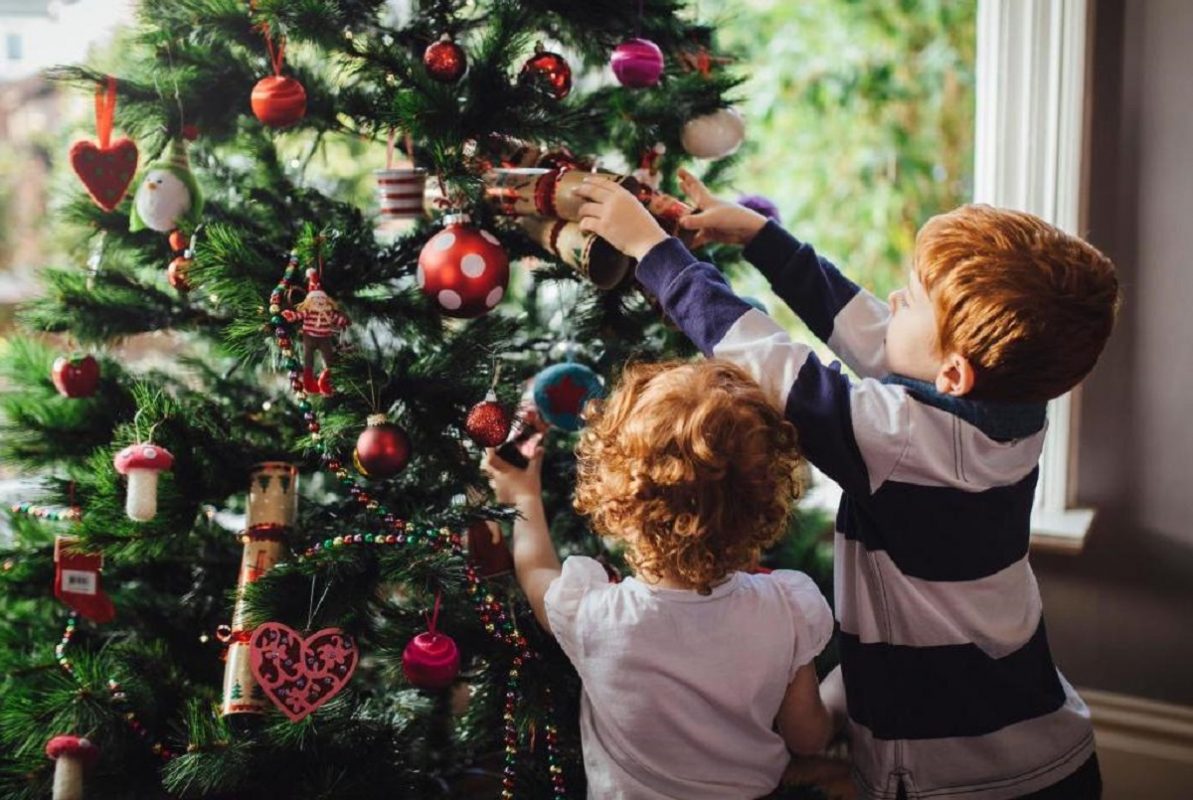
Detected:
[
  {"left": 45, "top": 735, "right": 101, "bottom": 767},
  {"left": 113, "top": 443, "right": 174, "bottom": 475}
]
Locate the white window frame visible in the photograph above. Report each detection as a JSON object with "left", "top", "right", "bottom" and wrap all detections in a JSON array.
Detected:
[{"left": 974, "top": 0, "right": 1095, "bottom": 552}]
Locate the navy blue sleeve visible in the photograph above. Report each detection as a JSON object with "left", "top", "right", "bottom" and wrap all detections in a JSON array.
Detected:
[
  {"left": 636, "top": 237, "right": 901, "bottom": 497},
  {"left": 742, "top": 221, "right": 894, "bottom": 379}
]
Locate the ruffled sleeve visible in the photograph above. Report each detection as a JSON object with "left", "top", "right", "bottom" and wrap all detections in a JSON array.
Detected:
[
  {"left": 772, "top": 570, "right": 835, "bottom": 681},
  {"left": 543, "top": 556, "right": 609, "bottom": 662}
]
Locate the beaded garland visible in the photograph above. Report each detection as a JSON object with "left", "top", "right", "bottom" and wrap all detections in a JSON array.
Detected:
[
  {"left": 10, "top": 502, "right": 82, "bottom": 522},
  {"left": 269, "top": 251, "right": 566, "bottom": 799},
  {"left": 57, "top": 612, "right": 176, "bottom": 761}
]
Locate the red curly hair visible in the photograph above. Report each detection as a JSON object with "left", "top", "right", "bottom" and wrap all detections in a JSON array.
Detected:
[{"left": 573, "top": 359, "right": 803, "bottom": 595}]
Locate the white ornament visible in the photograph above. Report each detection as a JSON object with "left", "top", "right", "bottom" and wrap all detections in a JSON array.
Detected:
[
  {"left": 681, "top": 107, "right": 746, "bottom": 160},
  {"left": 133, "top": 169, "right": 192, "bottom": 233},
  {"left": 460, "top": 253, "right": 486, "bottom": 278}
]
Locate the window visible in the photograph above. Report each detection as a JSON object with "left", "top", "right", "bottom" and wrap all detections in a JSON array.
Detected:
[{"left": 974, "top": 0, "right": 1095, "bottom": 552}]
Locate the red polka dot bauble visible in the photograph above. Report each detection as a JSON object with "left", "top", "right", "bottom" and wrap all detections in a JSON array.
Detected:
[
  {"left": 465, "top": 391, "right": 513, "bottom": 447},
  {"left": 611, "top": 38, "right": 664, "bottom": 88},
  {"left": 251, "top": 75, "right": 307, "bottom": 128},
  {"left": 353, "top": 414, "right": 411, "bottom": 479},
  {"left": 417, "top": 214, "right": 509, "bottom": 318},
  {"left": 402, "top": 630, "right": 460, "bottom": 690},
  {"left": 520, "top": 45, "right": 572, "bottom": 100},
  {"left": 424, "top": 34, "right": 466, "bottom": 82}
]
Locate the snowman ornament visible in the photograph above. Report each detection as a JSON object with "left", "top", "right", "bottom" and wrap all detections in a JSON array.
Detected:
[{"left": 129, "top": 138, "right": 203, "bottom": 234}]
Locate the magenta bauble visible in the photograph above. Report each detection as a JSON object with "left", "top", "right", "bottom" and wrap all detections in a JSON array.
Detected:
[
  {"left": 611, "top": 38, "right": 664, "bottom": 88},
  {"left": 402, "top": 630, "right": 460, "bottom": 690}
]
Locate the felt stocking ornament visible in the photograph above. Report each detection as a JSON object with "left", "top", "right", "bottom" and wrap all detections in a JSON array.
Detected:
[
  {"left": 69, "top": 76, "right": 138, "bottom": 211},
  {"left": 54, "top": 536, "right": 115, "bottom": 624}
]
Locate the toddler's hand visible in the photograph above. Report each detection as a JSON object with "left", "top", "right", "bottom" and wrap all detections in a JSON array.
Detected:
[
  {"left": 574, "top": 176, "right": 670, "bottom": 260},
  {"left": 676, "top": 168, "right": 769, "bottom": 248},
  {"left": 482, "top": 436, "right": 545, "bottom": 505}
]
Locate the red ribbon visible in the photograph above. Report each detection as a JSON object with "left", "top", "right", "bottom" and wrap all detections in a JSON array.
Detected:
[
  {"left": 425, "top": 589, "right": 443, "bottom": 636},
  {"left": 259, "top": 22, "right": 287, "bottom": 77},
  {"left": 94, "top": 75, "right": 117, "bottom": 149}
]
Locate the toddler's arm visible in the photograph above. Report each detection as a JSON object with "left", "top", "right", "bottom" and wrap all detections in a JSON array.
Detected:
[
  {"left": 776, "top": 664, "right": 833, "bottom": 755},
  {"left": 483, "top": 443, "right": 561, "bottom": 632},
  {"left": 678, "top": 169, "right": 893, "bottom": 380}
]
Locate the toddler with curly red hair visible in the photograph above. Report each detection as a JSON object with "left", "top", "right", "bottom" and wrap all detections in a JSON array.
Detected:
[{"left": 484, "top": 358, "right": 834, "bottom": 800}]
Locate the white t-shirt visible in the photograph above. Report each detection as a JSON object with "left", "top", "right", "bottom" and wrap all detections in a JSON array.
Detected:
[{"left": 543, "top": 556, "right": 834, "bottom": 800}]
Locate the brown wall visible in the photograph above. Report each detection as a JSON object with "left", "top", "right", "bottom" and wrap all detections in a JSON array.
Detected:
[{"left": 1034, "top": 0, "right": 1193, "bottom": 706}]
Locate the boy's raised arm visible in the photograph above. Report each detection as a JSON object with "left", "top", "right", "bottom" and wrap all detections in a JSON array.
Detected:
[{"left": 741, "top": 220, "right": 893, "bottom": 380}]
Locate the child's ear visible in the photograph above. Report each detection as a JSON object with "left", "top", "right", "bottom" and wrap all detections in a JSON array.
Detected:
[{"left": 935, "top": 353, "right": 976, "bottom": 397}]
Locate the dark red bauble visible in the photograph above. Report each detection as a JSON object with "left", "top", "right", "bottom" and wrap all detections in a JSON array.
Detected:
[
  {"left": 465, "top": 393, "right": 512, "bottom": 447},
  {"left": 168, "top": 230, "right": 188, "bottom": 252},
  {"left": 424, "top": 35, "right": 467, "bottom": 82},
  {"left": 402, "top": 630, "right": 460, "bottom": 690},
  {"left": 167, "top": 257, "right": 192, "bottom": 292},
  {"left": 51, "top": 355, "right": 100, "bottom": 398},
  {"left": 611, "top": 38, "right": 665, "bottom": 88},
  {"left": 353, "top": 414, "right": 411, "bottom": 479},
  {"left": 520, "top": 48, "right": 572, "bottom": 100},
  {"left": 417, "top": 214, "right": 509, "bottom": 318},
  {"left": 251, "top": 75, "right": 307, "bottom": 128}
]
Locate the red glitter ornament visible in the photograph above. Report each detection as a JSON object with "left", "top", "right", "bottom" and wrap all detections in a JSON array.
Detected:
[
  {"left": 353, "top": 414, "right": 411, "bottom": 479},
  {"left": 424, "top": 34, "right": 466, "bottom": 82},
  {"left": 417, "top": 214, "right": 509, "bottom": 318},
  {"left": 465, "top": 391, "right": 512, "bottom": 447},
  {"left": 520, "top": 44, "right": 571, "bottom": 100}
]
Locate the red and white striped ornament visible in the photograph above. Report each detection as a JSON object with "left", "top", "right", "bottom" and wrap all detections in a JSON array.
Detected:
[{"left": 375, "top": 130, "right": 426, "bottom": 220}]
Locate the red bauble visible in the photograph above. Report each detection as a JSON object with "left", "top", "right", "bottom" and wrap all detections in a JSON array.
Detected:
[
  {"left": 520, "top": 47, "right": 572, "bottom": 100},
  {"left": 51, "top": 355, "right": 100, "bottom": 398},
  {"left": 167, "top": 257, "right": 192, "bottom": 291},
  {"left": 402, "top": 630, "right": 460, "bottom": 690},
  {"left": 417, "top": 214, "right": 509, "bottom": 318},
  {"left": 168, "top": 230, "right": 188, "bottom": 251},
  {"left": 465, "top": 392, "right": 512, "bottom": 447},
  {"left": 611, "top": 38, "right": 665, "bottom": 88},
  {"left": 251, "top": 75, "right": 307, "bottom": 128},
  {"left": 424, "top": 34, "right": 466, "bottom": 82},
  {"left": 353, "top": 414, "right": 411, "bottom": 479}
]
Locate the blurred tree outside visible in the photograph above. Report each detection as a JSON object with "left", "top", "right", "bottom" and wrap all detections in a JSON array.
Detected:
[{"left": 707, "top": 0, "right": 977, "bottom": 335}]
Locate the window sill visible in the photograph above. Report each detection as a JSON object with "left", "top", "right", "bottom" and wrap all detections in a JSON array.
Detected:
[{"left": 1030, "top": 507, "right": 1096, "bottom": 555}]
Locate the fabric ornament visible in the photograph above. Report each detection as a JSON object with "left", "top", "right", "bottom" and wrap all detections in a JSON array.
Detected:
[
  {"left": 281, "top": 268, "right": 350, "bottom": 395},
  {"left": 69, "top": 76, "right": 138, "bottom": 212},
  {"left": 54, "top": 536, "right": 115, "bottom": 624},
  {"left": 129, "top": 138, "right": 203, "bottom": 234},
  {"left": 533, "top": 361, "right": 604, "bottom": 432}
]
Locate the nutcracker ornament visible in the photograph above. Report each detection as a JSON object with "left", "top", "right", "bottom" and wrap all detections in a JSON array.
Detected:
[
  {"left": 129, "top": 138, "right": 203, "bottom": 234},
  {"left": 281, "top": 269, "right": 350, "bottom": 395},
  {"left": 222, "top": 462, "right": 299, "bottom": 721},
  {"left": 417, "top": 213, "right": 509, "bottom": 318}
]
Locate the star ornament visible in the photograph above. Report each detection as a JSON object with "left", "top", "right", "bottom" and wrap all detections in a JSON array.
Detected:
[{"left": 533, "top": 362, "right": 604, "bottom": 432}]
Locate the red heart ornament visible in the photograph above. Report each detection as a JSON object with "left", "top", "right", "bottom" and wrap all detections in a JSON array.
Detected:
[
  {"left": 70, "top": 137, "right": 139, "bottom": 211},
  {"left": 249, "top": 622, "right": 358, "bottom": 722}
]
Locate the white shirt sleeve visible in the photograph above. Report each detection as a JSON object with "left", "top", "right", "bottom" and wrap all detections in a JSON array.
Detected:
[
  {"left": 543, "top": 555, "right": 609, "bottom": 662},
  {"left": 771, "top": 570, "right": 835, "bottom": 681}
]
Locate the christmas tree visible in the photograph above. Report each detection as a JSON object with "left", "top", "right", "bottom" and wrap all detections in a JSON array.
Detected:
[{"left": 0, "top": 1, "right": 832, "bottom": 798}]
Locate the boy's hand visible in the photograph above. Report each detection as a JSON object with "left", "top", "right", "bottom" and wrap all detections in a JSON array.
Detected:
[
  {"left": 482, "top": 436, "right": 545, "bottom": 505},
  {"left": 676, "top": 168, "right": 769, "bottom": 248},
  {"left": 574, "top": 176, "right": 670, "bottom": 260}
]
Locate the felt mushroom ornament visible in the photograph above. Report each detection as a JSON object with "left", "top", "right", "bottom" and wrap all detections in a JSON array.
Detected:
[
  {"left": 113, "top": 443, "right": 174, "bottom": 521},
  {"left": 45, "top": 735, "right": 100, "bottom": 800}
]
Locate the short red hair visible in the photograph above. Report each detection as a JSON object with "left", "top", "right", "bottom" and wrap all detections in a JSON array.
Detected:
[
  {"left": 573, "top": 360, "right": 803, "bottom": 594},
  {"left": 916, "top": 204, "right": 1120, "bottom": 402}
]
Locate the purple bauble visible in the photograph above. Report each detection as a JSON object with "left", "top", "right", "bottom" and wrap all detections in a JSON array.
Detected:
[
  {"left": 737, "top": 194, "right": 782, "bottom": 223},
  {"left": 611, "top": 38, "right": 665, "bottom": 88}
]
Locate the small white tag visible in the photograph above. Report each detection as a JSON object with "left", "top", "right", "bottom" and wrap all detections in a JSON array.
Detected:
[{"left": 61, "top": 569, "right": 97, "bottom": 595}]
